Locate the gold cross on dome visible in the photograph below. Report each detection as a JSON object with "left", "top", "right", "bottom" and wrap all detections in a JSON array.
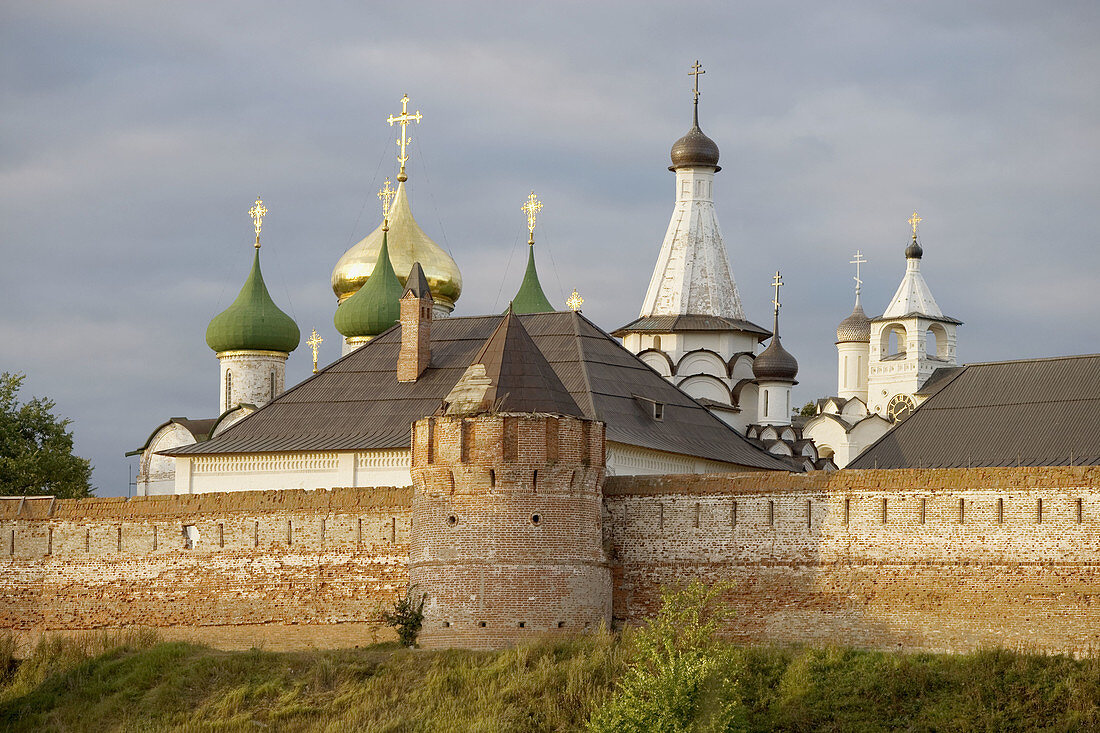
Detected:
[
  {"left": 908, "top": 210, "right": 922, "bottom": 239},
  {"left": 249, "top": 197, "right": 267, "bottom": 247},
  {"left": 566, "top": 288, "right": 584, "bottom": 311},
  {"left": 771, "top": 271, "right": 783, "bottom": 312},
  {"left": 307, "top": 329, "right": 323, "bottom": 374},
  {"left": 850, "top": 250, "right": 867, "bottom": 293},
  {"left": 378, "top": 179, "right": 396, "bottom": 223},
  {"left": 689, "top": 60, "right": 705, "bottom": 103},
  {"left": 387, "top": 94, "right": 422, "bottom": 179},
  {"left": 522, "top": 191, "right": 542, "bottom": 238}
]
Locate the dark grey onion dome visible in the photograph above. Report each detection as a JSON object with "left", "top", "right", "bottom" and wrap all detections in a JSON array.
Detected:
[
  {"left": 905, "top": 236, "right": 923, "bottom": 259},
  {"left": 669, "top": 104, "right": 720, "bottom": 171},
  {"left": 836, "top": 297, "right": 872, "bottom": 343},
  {"left": 753, "top": 334, "right": 799, "bottom": 382}
]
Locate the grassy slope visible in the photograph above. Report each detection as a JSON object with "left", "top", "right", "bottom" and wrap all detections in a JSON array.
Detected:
[{"left": 2, "top": 633, "right": 1100, "bottom": 732}]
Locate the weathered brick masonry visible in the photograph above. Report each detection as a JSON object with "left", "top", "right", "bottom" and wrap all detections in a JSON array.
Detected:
[
  {"left": 0, "top": 488, "right": 410, "bottom": 651},
  {"left": 605, "top": 466, "right": 1100, "bottom": 655},
  {"left": 3, "top": 467, "right": 1100, "bottom": 653}
]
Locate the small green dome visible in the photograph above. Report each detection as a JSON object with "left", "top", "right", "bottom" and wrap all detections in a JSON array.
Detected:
[
  {"left": 510, "top": 244, "right": 554, "bottom": 314},
  {"left": 206, "top": 249, "right": 300, "bottom": 353},
  {"left": 334, "top": 231, "right": 403, "bottom": 338}
]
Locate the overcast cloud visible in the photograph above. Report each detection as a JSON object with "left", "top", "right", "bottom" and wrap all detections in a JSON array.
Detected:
[{"left": 2, "top": 1, "right": 1098, "bottom": 496}]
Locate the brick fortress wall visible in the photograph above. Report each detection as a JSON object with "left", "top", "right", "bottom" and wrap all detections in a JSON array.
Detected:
[
  {"left": 3, "top": 466, "right": 1100, "bottom": 653},
  {"left": 0, "top": 487, "right": 410, "bottom": 651},
  {"left": 605, "top": 466, "right": 1100, "bottom": 655},
  {"left": 409, "top": 414, "right": 611, "bottom": 649}
]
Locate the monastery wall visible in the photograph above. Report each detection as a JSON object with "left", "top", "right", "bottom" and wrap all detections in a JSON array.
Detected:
[
  {"left": 0, "top": 488, "right": 410, "bottom": 651},
  {"left": 604, "top": 466, "right": 1100, "bottom": 655},
  {"left": 3, "top": 467, "right": 1100, "bottom": 654}
]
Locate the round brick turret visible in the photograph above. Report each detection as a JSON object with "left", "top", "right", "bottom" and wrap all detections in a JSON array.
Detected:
[{"left": 409, "top": 413, "right": 611, "bottom": 649}]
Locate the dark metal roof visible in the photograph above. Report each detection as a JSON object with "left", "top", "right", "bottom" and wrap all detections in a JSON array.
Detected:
[
  {"left": 166, "top": 311, "right": 790, "bottom": 470},
  {"left": 850, "top": 353, "right": 1100, "bottom": 469},
  {"left": 450, "top": 310, "right": 582, "bottom": 417},
  {"left": 403, "top": 261, "right": 431, "bottom": 299},
  {"left": 127, "top": 417, "right": 218, "bottom": 456},
  {"left": 871, "top": 311, "right": 963, "bottom": 325},
  {"left": 613, "top": 314, "right": 771, "bottom": 338}
]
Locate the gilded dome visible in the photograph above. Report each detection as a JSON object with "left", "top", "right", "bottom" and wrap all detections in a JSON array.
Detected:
[
  {"left": 331, "top": 181, "right": 462, "bottom": 312},
  {"left": 206, "top": 249, "right": 300, "bottom": 354},
  {"left": 836, "top": 296, "right": 872, "bottom": 343}
]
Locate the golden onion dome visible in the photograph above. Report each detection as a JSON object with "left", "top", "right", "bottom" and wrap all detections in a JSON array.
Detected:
[{"left": 331, "top": 181, "right": 462, "bottom": 313}]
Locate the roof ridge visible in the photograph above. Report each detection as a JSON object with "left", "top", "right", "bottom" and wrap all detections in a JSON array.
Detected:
[
  {"left": 570, "top": 311, "right": 599, "bottom": 419},
  {"left": 960, "top": 352, "right": 1100, "bottom": 367}
]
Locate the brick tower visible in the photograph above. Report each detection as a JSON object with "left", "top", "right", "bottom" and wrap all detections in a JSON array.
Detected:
[{"left": 409, "top": 310, "right": 611, "bottom": 649}]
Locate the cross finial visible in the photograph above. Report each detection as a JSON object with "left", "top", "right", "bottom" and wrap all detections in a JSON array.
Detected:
[
  {"left": 249, "top": 197, "right": 267, "bottom": 248},
  {"left": 566, "top": 288, "right": 584, "bottom": 312},
  {"left": 378, "top": 178, "right": 397, "bottom": 228},
  {"left": 689, "top": 60, "right": 705, "bottom": 104},
  {"left": 307, "top": 329, "right": 323, "bottom": 374},
  {"left": 908, "top": 210, "right": 922, "bottom": 239},
  {"left": 771, "top": 270, "right": 783, "bottom": 313},
  {"left": 850, "top": 250, "right": 867, "bottom": 294},
  {"left": 522, "top": 191, "right": 542, "bottom": 243},
  {"left": 387, "top": 93, "right": 423, "bottom": 182}
]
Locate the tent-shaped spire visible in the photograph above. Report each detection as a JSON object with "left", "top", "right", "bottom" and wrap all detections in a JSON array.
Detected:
[
  {"left": 511, "top": 244, "right": 555, "bottom": 314},
  {"left": 442, "top": 309, "right": 581, "bottom": 417}
]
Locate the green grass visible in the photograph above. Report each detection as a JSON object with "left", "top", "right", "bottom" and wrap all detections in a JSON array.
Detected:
[{"left": 2, "top": 631, "right": 1099, "bottom": 732}]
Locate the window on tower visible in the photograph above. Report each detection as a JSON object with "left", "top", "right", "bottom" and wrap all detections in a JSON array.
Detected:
[{"left": 225, "top": 371, "right": 232, "bottom": 408}]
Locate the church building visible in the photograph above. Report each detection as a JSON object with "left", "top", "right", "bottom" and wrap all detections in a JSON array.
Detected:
[{"left": 803, "top": 213, "right": 961, "bottom": 467}]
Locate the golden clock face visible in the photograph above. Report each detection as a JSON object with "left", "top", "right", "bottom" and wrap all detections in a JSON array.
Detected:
[{"left": 887, "top": 394, "right": 916, "bottom": 423}]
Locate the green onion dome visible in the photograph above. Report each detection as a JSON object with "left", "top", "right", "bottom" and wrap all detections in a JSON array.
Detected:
[
  {"left": 510, "top": 243, "right": 554, "bottom": 314},
  {"left": 334, "top": 230, "right": 403, "bottom": 338},
  {"left": 206, "top": 249, "right": 300, "bottom": 353}
]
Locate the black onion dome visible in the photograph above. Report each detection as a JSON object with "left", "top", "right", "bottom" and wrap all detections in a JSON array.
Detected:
[
  {"left": 669, "top": 105, "right": 720, "bottom": 171},
  {"left": 753, "top": 335, "right": 799, "bottom": 382},
  {"left": 836, "top": 298, "right": 872, "bottom": 343},
  {"left": 905, "top": 236, "right": 923, "bottom": 259}
]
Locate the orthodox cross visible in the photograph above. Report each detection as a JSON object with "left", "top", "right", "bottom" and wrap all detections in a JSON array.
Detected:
[
  {"left": 908, "top": 210, "right": 922, "bottom": 239},
  {"left": 566, "top": 288, "right": 584, "bottom": 312},
  {"left": 850, "top": 250, "right": 867, "bottom": 294},
  {"left": 387, "top": 94, "right": 422, "bottom": 181},
  {"left": 689, "top": 60, "right": 705, "bottom": 103},
  {"left": 378, "top": 179, "right": 397, "bottom": 227},
  {"left": 249, "top": 197, "right": 267, "bottom": 248},
  {"left": 307, "top": 329, "right": 323, "bottom": 374},
  {"left": 522, "top": 191, "right": 542, "bottom": 243},
  {"left": 771, "top": 270, "right": 783, "bottom": 313}
]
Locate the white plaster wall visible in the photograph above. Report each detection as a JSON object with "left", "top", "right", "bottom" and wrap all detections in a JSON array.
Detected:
[
  {"left": 136, "top": 423, "right": 197, "bottom": 497},
  {"left": 837, "top": 341, "right": 870, "bottom": 402},
  {"left": 867, "top": 317, "right": 957, "bottom": 416},
  {"left": 217, "top": 350, "right": 288, "bottom": 414},
  {"left": 606, "top": 442, "right": 750, "bottom": 476},
  {"left": 175, "top": 449, "right": 412, "bottom": 493},
  {"left": 756, "top": 382, "right": 793, "bottom": 426}
]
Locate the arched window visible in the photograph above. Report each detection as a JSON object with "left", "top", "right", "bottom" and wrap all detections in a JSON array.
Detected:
[
  {"left": 270, "top": 371, "right": 276, "bottom": 400},
  {"left": 225, "top": 371, "right": 232, "bottom": 408},
  {"left": 653, "top": 335, "right": 662, "bottom": 351},
  {"left": 763, "top": 389, "right": 770, "bottom": 416}
]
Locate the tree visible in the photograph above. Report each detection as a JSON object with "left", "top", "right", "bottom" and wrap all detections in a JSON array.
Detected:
[
  {"left": 800, "top": 401, "right": 818, "bottom": 417},
  {"left": 381, "top": 586, "right": 427, "bottom": 647},
  {"left": 0, "top": 372, "right": 93, "bottom": 498}
]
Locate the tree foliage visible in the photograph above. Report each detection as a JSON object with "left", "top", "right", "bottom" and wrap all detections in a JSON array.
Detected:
[
  {"left": 0, "top": 373, "right": 92, "bottom": 498},
  {"left": 589, "top": 580, "right": 746, "bottom": 733},
  {"left": 800, "top": 401, "right": 818, "bottom": 417}
]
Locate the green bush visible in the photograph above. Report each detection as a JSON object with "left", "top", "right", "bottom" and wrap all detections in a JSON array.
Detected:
[
  {"left": 589, "top": 580, "right": 746, "bottom": 733},
  {"left": 381, "top": 586, "right": 427, "bottom": 647}
]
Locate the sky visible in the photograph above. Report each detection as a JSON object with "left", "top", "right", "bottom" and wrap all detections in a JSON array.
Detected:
[{"left": 2, "top": 1, "right": 1098, "bottom": 497}]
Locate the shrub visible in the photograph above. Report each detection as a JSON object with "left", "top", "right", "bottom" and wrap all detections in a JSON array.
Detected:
[
  {"left": 588, "top": 580, "right": 745, "bottom": 733},
  {"left": 382, "top": 587, "right": 427, "bottom": 647}
]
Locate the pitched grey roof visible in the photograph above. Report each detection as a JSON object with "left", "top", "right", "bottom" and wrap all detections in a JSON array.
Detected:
[
  {"left": 613, "top": 314, "right": 770, "bottom": 337},
  {"left": 166, "top": 311, "right": 790, "bottom": 470},
  {"left": 850, "top": 353, "right": 1100, "bottom": 469},
  {"left": 449, "top": 310, "right": 583, "bottom": 417}
]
